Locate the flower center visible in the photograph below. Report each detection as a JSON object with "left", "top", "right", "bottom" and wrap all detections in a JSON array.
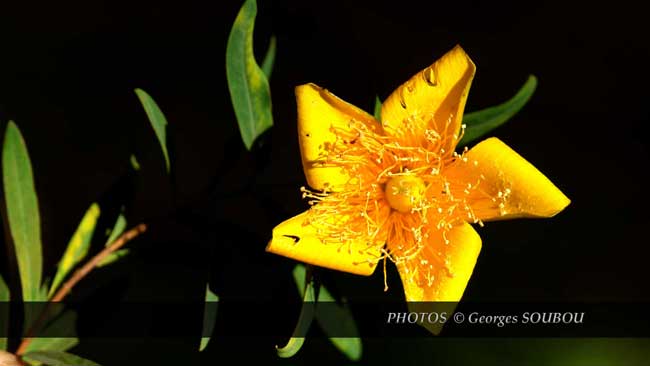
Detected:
[{"left": 384, "top": 176, "right": 426, "bottom": 213}]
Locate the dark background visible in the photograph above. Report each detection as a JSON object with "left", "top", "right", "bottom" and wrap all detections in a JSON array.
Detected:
[{"left": 1, "top": 0, "right": 649, "bottom": 365}]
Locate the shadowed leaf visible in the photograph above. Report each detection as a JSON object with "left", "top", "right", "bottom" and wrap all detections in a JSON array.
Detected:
[
  {"left": 459, "top": 75, "right": 538, "bottom": 146},
  {"left": 261, "top": 36, "right": 277, "bottom": 80},
  {"left": 374, "top": 97, "right": 382, "bottom": 122},
  {"left": 23, "top": 350, "right": 99, "bottom": 366},
  {"left": 0, "top": 276, "right": 8, "bottom": 350},
  {"left": 276, "top": 265, "right": 315, "bottom": 358},
  {"left": 293, "top": 264, "right": 362, "bottom": 361},
  {"left": 199, "top": 285, "right": 219, "bottom": 351},
  {"left": 135, "top": 89, "right": 170, "bottom": 172}
]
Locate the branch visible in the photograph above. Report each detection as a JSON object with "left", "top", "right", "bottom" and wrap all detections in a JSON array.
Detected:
[{"left": 15, "top": 223, "right": 147, "bottom": 356}]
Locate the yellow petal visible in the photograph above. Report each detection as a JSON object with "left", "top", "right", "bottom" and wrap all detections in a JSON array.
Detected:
[
  {"left": 381, "top": 45, "right": 476, "bottom": 149},
  {"left": 266, "top": 211, "right": 381, "bottom": 276},
  {"left": 296, "top": 83, "right": 381, "bottom": 191},
  {"left": 396, "top": 222, "right": 482, "bottom": 302},
  {"left": 447, "top": 137, "right": 571, "bottom": 221}
]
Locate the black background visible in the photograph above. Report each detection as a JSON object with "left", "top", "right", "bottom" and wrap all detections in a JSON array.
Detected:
[{"left": 1, "top": 0, "right": 649, "bottom": 365}]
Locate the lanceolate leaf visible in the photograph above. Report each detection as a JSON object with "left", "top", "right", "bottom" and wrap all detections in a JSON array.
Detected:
[
  {"left": 226, "top": 0, "right": 274, "bottom": 150},
  {"left": 135, "top": 89, "right": 171, "bottom": 173},
  {"left": 374, "top": 97, "right": 382, "bottom": 122},
  {"left": 25, "top": 309, "right": 79, "bottom": 353},
  {"left": 2, "top": 121, "right": 43, "bottom": 302},
  {"left": 105, "top": 212, "right": 127, "bottom": 247},
  {"left": 0, "top": 275, "right": 9, "bottom": 350},
  {"left": 97, "top": 249, "right": 130, "bottom": 268},
  {"left": 49, "top": 203, "right": 100, "bottom": 298},
  {"left": 261, "top": 36, "right": 277, "bottom": 80},
  {"left": 199, "top": 285, "right": 219, "bottom": 351},
  {"left": 293, "top": 264, "right": 362, "bottom": 361},
  {"left": 23, "top": 350, "right": 100, "bottom": 366},
  {"left": 276, "top": 265, "right": 315, "bottom": 358},
  {"left": 459, "top": 75, "right": 538, "bottom": 146},
  {"left": 313, "top": 286, "right": 362, "bottom": 361}
]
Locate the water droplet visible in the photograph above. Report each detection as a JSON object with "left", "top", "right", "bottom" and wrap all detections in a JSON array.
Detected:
[{"left": 423, "top": 66, "right": 437, "bottom": 86}]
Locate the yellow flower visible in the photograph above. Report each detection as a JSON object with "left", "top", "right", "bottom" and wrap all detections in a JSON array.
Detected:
[{"left": 267, "top": 46, "right": 570, "bottom": 303}]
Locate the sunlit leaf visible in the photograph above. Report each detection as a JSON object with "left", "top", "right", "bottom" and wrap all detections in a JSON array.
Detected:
[
  {"left": 0, "top": 275, "right": 8, "bottom": 350},
  {"left": 134, "top": 89, "right": 170, "bottom": 172},
  {"left": 49, "top": 204, "right": 100, "bottom": 298},
  {"left": 23, "top": 350, "right": 100, "bottom": 366},
  {"left": 2, "top": 121, "right": 43, "bottom": 302},
  {"left": 199, "top": 285, "right": 219, "bottom": 351},
  {"left": 374, "top": 96, "right": 382, "bottom": 122},
  {"left": 226, "top": 0, "right": 273, "bottom": 150},
  {"left": 96, "top": 249, "right": 130, "bottom": 268},
  {"left": 105, "top": 212, "right": 127, "bottom": 247},
  {"left": 261, "top": 36, "right": 277, "bottom": 80},
  {"left": 459, "top": 75, "right": 538, "bottom": 146},
  {"left": 276, "top": 265, "right": 315, "bottom": 358},
  {"left": 293, "top": 264, "right": 362, "bottom": 361}
]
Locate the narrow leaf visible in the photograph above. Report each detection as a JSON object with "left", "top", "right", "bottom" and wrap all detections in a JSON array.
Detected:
[
  {"left": 96, "top": 249, "right": 130, "bottom": 268},
  {"left": 0, "top": 275, "right": 8, "bottom": 350},
  {"left": 226, "top": 0, "right": 274, "bottom": 150},
  {"left": 373, "top": 96, "right": 382, "bottom": 122},
  {"left": 49, "top": 203, "right": 100, "bottom": 298},
  {"left": 199, "top": 285, "right": 219, "bottom": 351},
  {"left": 23, "top": 351, "right": 100, "bottom": 366},
  {"left": 134, "top": 89, "right": 170, "bottom": 172},
  {"left": 293, "top": 264, "right": 362, "bottom": 361},
  {"left": 2, "top": 121, "right": 43, "bottom": 303},
  {"left": 459, "top": 75, "right": 538, "bottom": 146},
  {"left": 25, "top": 308, "right": 79, "bottom": 353},
  {"left": 314, "top": 286, "right": 362, "bottom": 361},
  {"left": 129, "top": 154, "right": 141, "bottom": 172},
  {"left": 104, "top": 212, "right": 127, "bottom": 247},
  {"left": 261, "top": 36, "right": 277, "bottom": 80},
  {"left": 276, "top": 265, "right": 315, "bottom": 358}
]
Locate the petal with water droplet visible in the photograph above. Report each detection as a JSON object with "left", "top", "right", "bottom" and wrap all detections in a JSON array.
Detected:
[{"left": 381, "top": 45, "right": 476, "bottom": 151}]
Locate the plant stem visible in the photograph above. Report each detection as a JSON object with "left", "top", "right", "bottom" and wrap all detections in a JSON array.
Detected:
[{"left": 14, "top": 223, "right": 147, "bottom": 356}]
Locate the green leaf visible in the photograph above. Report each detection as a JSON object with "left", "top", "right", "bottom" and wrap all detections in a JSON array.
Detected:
[
  {"left": 0, "top": 275, "right": 8, "bottom": 350},
  {"left": 104, "top": 212, "right": 127, "bottom": 247},
  {"left": 49, "top": 203, "right": 100, "bottom": 298},
  {"left": 199, "top": 285, "right": 219, "bottom": 351},
  {"left": 313, "top": 286, "right": 362, "bottom": 361},
  {"left": 134, "top": 89, "right": 170, "bottom": 173},
  {"left": 25, "top": 308, "right": 79, "bottom": 353},
  {"left": 276, "top": 265, "right": 315, "bottom": 358},
  {"left": 226, "top": 0, "right": 274, "bottom": 150},
  {"left": 96, "top": 249, "right": 130, "bottom": 268},
  {"left": 23, "top": 351, "right": 100, "bottom": 366},
  {"left": 2, "top": 121, "right": 44, "bottom": 303},
  {"left": 261, "top": 36, "right": 277, "bottom": 80},
  {"left": 129, "top": 154, "right": 141, "bottom": 172},
  {"left": 373, "top": 96, "right": 382, "bottom": 122},
  {"left": 293, "top": 264, "right": 362, "bottom": 361},
  {"left": 459, "top": 75, "right": 538, "bottom": 146}
]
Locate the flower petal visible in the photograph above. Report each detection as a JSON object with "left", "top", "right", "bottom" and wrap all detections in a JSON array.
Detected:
[
  {"left": 381, "top": 45, "right": 475, "bottom": 149},
  {"left": 447, "top": 137, "right": 571, "bottom": 221},
  {"left": 396, "top": 222, "right": 482, "bottom": 302},
  {"left": 296, "top": 83, "right": 381, "bottom": 191},
  {"left": 266, "top": 211, "right": 380, "bottom": 276}
]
